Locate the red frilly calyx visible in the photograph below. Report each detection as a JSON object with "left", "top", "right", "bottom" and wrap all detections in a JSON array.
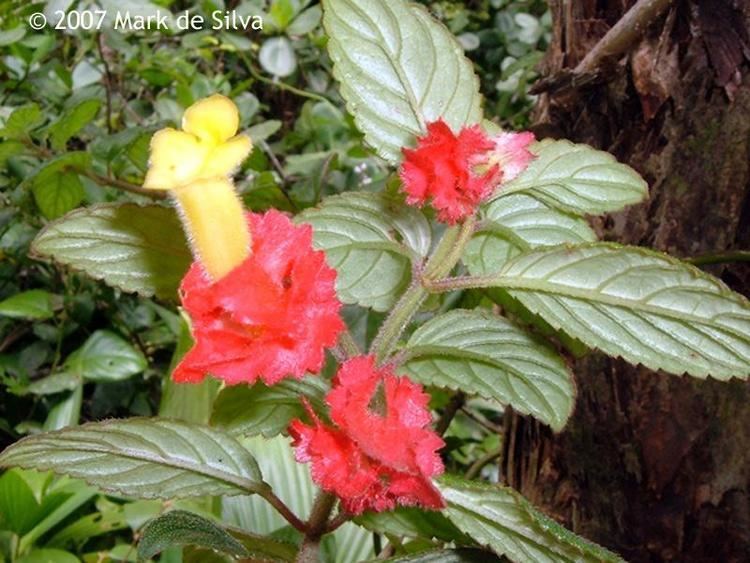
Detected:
[
  {"left": 289, "top": 356, "right": 445, "bottom": 514},
  {"left": 173, "top": 209, "right": 344, "bottom": 385},
  {"left": 399, "top": 119, "right": 535, "bottom": 223}
]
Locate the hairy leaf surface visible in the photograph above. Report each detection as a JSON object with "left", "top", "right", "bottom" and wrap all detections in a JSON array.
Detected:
[
  {"left": 0, "top": 418, "right": 265, "bottom": 499},
  {"left": 323, "top": 0, "right": 482, "bottom": 163},
  {"left": 491, "top": 243, "right": 750, "bottom": 379},
  {"left": 403, "top": 310, "right": 574, "bottom": 430},
  {"left": 299, "top": 192, "right": 430, "bottom": 311},
  {"left": 32, "top": 203, "right": 191, "bottom": 300}
]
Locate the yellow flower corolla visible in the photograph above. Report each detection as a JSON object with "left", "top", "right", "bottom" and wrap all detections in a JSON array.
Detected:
[{"left": 143, "top": 94, "right": 253, "bottom": 281}]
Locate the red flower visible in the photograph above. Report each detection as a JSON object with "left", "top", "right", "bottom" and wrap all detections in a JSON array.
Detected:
[
  {"left": 289, "top": 356, "right": 445, "bottom": 514},
  {"left": 173, "top": 210, "right": 344, "bottom": 385},
  {"left": 399, "top": 120, "right": 535, "bottom": 224},
  {"left": 400, "top": 120, "right": 498, "bottom": 224}
]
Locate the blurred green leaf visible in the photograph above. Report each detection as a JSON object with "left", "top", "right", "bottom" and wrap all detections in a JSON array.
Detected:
[
  {"left": 17, "top": 549, "right": 81, "bottom": 563},
  {"left": 1, "top": 104, "right": 43, "bottom": 139},
  {"left": 0, "top": 289, "right": 57, "bottom": 320},
  {"left": 49, "top": 99, "right": 101, "bottom": 151},
  {"left": 0, "top": 469, "right": 43, "bottom": 535},
  {"left": 65, "top": 330, "right": 146, "bottom": 383},
  {"left": 138, "top": 510, "right": 249, "bottom": 560},
  {"left": 287, "top": 5, "right": 322, "bottom": 35},
  {"left": 259, "top": 37, "right": 297, "bottom": 77}
]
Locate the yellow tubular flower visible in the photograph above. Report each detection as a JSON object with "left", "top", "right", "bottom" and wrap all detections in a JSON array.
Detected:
[{"left": 143, "top": 94, "right": 253, "bottom": 281}]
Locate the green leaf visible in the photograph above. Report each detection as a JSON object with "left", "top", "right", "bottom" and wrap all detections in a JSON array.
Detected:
[
  {"left": 64, "top": 330, "right": 147, "bottom": 382},
  {"left": 0, "top": 289, "right": 57, "bottom": 320},
  {"left": 30, "top": 152, "right": 90, "bottom": 220},
  {"left": 31, "top": 203, "right": 192, "bottom": 300},
  {"left": 0, "top": 469, "right": 43, "bottom": 535},
  {"left": 465, "top": 193, "right": 597, "bottom": 276},
  {"left": 501, "top": 140, "right": 648, "bottom": 214},
  {"left": 259, "top": 37, "right": 297, "bottom": 77},
  {"left": 211, "top": 376, "right": 328, "bottom": 438},
  {"left": 138, "top": 510, "right": 249, "bottom": 560},
  {"left": 1, "top": 104, "right": 43, "bottom": 139},
  {"left": 247, "top": 120, "right": 282, "bottom": 143},
  {"left": 403, "top": 310, "right": 574, "bottom": 431},
  {"left": 438, "top": 475, "right": 624, "bottom": 563},
  {"left": 489, "top": 243, "right": 750, "bottom": 379},
  {"left": 0, "top": 140, "right": 26, "bottom": 165},
  {"left": 288, "top": 5, "right": 322, "bottom": 35},
  {"left": 356, "top": 507, "right": 467, "bottom": 543},
  {"left": 27, "top": 372, "right": 81, "bottom": 395},
  {"left": 0, "top": 418, "right": 266, "bottom": 499},
  {"left": 0, "top": 27, "right": 25, "bottom": 47},
  {"left": 43, "top": 386, "right": 83, "bottom": 431},
  {"left": 17, "top": 549, "right": 80, "bottom": 563},
  {"left": 322, "top": 0, "right": 482, "bottom": 163},
  {"left": 377, "top": 549, "right": 501, "bottom": 562},
  {"left": 47, "top": 505, "right": 128, "bottom": 548},
  {"left": 32, "top": 173, "right": 85, "bottom": 220},
  {"left": 17, "top": 484, "right": 97, "bottom": 554},
  {"left": 299, "top": 192, "right": 431, "bottom": 311},
  {"left": 160, "top": 318, "right": 219, "bottom": 424},
  {"left": 49, "top": 99, "right": 101, "bottom": 151}
]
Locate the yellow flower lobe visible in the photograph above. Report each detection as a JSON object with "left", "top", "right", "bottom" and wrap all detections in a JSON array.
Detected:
[{"left": 142, "top": 94, "right": 254, "bottom": 281}]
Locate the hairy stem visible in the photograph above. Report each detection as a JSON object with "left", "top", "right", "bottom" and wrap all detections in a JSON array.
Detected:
[
  {"left": 296, "top": 492, "right": 338, "bottom": 562},
  {"left": 258, "top": 488, "right": 306, "bottom": 533},
  {"left": 370, "top": 216, "right": 477, "bottom": 362}
]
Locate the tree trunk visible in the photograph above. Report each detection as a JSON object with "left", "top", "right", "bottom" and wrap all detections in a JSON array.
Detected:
[{"left": 501, "top": 1, "right": 750, "bottom": 561}]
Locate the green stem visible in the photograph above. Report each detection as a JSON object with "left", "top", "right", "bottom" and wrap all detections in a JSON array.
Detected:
[
  {"left": 370, "top": 216, "right": 477, "bottom": 362},
  {"left": 688, "top": 251, "right": 750, "bottom": 266},
  {"left": 238, "top": 51, "right": 336, "bottom": 108},
  {"left": 423, "top": 274, "right": 496, "bottom": 293}
]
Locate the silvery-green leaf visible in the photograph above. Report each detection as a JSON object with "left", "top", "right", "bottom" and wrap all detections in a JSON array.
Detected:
[
  {"left": 322, "top": 0, "right": 482, "bottom": 163},
  {"left": 211, "top": 376, "right": 328, "bottom": 438},
  {"left": 465, "top": 193, "right": 597, "bottom": 275},
  {"left": 501, "top": 140, "right": 648, "bottom": 214},
  {"left": 0, "top": 418, "right": 265, "bottom": 499},
  {"left": 31, "top": 203, "right": 191, "bottom": 300},
  {"left": 491, "top": 243, "right": 750, "bottom": 379},
  {"left": 403, "top": 310, "right": 574, "bottom": 431},
  {"left": 438, "top": 475, "right": 623, "bottom": 563},
  {"left": 299, "top": 192, "right": 431, "bottom": 311}
]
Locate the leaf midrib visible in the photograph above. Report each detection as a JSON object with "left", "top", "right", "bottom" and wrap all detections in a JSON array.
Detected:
[
  {"left": 1, "top": 440, "right": 264, "bottom": 496},
  {"left": 493, "top": 275, "right": 747, "bottom": 334}
]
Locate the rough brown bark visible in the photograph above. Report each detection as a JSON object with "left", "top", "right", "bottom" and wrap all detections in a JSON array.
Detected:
[{"left": 501, "top": 1, "right": 750, "bottom": 561}]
